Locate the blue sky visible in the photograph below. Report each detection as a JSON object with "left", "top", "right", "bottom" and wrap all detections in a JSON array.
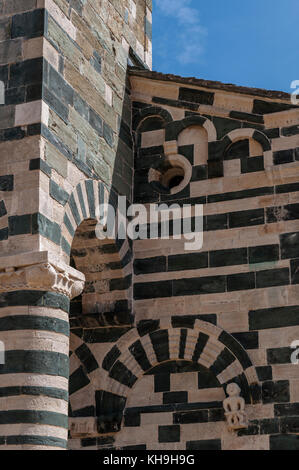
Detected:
[{"left": 152, "top": 0, "right": 299, "bottom": 92}]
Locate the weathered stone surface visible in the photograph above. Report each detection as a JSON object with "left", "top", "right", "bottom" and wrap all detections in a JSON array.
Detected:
[{"left": 1, "top": 0, "right": 299, "bottom": 453}]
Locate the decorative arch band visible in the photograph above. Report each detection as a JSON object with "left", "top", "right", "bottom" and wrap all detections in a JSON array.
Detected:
[
  {"left": 94, "top": 320, "right": 260, "bottom": 434},
  {"left": 60, "top": 179, "right": 132, "bottom": 268},
  {"left": 133, "top": 106, "right": 173, "bottom": 132},
  {"left": 223, "top": 128, "right": 271, "bottom": 152},
  {"left": 102, "top": 320, "right": 258, "bottom": 397},
  {"left": 165, "top": 115, "right": 217, "bottom": 143}
]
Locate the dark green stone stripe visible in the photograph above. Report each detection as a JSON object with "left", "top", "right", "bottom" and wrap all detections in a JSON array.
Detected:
[
  {"left": 0, "top": 386, "right": 68, "bottom": 401},
  {"left": 32, "top": 213, "right": 61, "bottom": 246},
  {"left": 85, "top": 180, "right": 95, "bottom": 218},
  {"left": 61, "top": 236, "right": 71, "bottom": 256},
  {"left": 69, "top": 193, "right": 81, "bottom": 226},
  {"left": 219, "top": 331, "right": 252, "bottom": 370},
  {"left": 0, "top": 291, "right": 69, "bottom": 313},
  {"left": 0, "top": 315, "right": 69, "bottom": 336},
  {"left": 63, "top": 212, "right": 75, "bottom": 237},
  {"left": 0, "top": 350, "right": 69, "bottom": 378},
  {"left": 77, "top": 184, "right": 87, "bottom": 219},
  {"left": 0, "top": 410, "right": 68, "bottom": 428},
  {"left": 2, "top": 434, "right": 67, "bottom": 449},
  {"left": 0, "top": 227, "right": 8, "bottom": 241}
]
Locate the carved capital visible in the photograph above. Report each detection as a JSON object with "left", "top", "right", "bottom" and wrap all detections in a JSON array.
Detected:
[{"left": 0, "top": 252, "right": 85, "bottom": 299}]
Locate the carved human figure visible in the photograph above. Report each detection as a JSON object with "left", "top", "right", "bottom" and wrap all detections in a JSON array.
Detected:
[{"left": 223, "top": 383, "right": 247, "bottom": 431}]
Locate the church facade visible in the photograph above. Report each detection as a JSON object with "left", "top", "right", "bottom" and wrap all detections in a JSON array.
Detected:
[{"left": 0, "top": 0, "right": 299, "bottom": 450}]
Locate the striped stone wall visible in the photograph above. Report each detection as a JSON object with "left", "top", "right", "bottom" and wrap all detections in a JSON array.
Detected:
[
  {"left": 0, "top": 0, "right": 152, "bottom": 259},
  {"left": 123, "top": 71, "right": 299, "bottom": 450},
  {"left": 0, "top": 252, "right": 85, "bottom": 449},
  {"left": 1, "top": 0, "right": 299, "bottom": 452},
  {"left": 0, "top": 0, "right": 150, "bottom": 450}
]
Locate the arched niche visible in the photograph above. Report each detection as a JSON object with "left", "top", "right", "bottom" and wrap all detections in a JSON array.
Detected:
[
  {"left": 178, "top": 125, "right": 209, "bottom": 165},
  {"left": 222, "top": 129, "right": 271, "bottom": 176},
  {"left": 134, "top": 106, "right": 173, "bottom": 150}
]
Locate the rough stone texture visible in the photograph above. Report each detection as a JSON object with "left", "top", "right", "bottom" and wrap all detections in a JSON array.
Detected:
[{"left": 1, "top": 0, "right": 299, "bottom": 452}]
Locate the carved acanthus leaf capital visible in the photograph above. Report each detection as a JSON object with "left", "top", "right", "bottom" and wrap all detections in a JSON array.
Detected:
[{"left": 0, "top": 256, "right": 85, "bottom": 299}]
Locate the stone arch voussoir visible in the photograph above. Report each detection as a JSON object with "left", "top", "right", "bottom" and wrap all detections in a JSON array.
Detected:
[
  {"left": 133, "top": 106, "right": 173, "bottom": 132},
  {"left": 98, "top": 319, "right": 260, "bottom": 433},
  {"left": 165, "top": 115, "right": 217, "bottom": 143},
  {"left": 60, "top": 179, "right": 132, "bottom": 267},
  {"left": 224, "top": 128, "right": 271, "bottom": 152}
]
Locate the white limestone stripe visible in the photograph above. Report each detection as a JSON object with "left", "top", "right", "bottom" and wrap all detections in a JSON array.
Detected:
[
  {"left": 190, "top": 166, "right": 297, "bottom": 198},
  {"left": 68, "top": 438, "right": 81, "bottom": 450},
  {"left": 123, "top": 261, "right": 133, "bottom": 277},
  {"left": 0, "top": 424, "right": 67, "bottom": 439},
  {"left": 203, "top": 194, "right": 290, "bottom": 217},
  {"left": 0, "top": 307, "right": 68, "bottom": 329},
  {"left": 69, "top": 386, "right": 95, "bottom": 411},
  {"left": 0, "top": 396, "right": 68, "bottom": 414},
  {"left": 159, "top": 318, "right": 172, "bottom": 330},
  {"left": 0, "top": 374, "right": 68, "bottom": 390},
  {"left": 0, "top": 306, "right": 28, "bottom": 318},
  {"left": 184, "top": 329, "right": 200, "bottom": 361},
  {"left": 28, "top": 306, "right": 69, "bottom": 322},
  {"left": 15, "top": 101, "right": 42, "bottom": 127},
  {"left": 120, "top": 351, "right": 144, "bottom": 378},
  {"left": 227, "top": 128, "right": 255, "bottom": 142},
  {"left": 203, "top": 119, "right": 217, "bottom": 142},
  {"left": 45, "top": 0, "right": 77, "bottom": 41},
  {"left": 0, "top": 445, "right": 64, "bottom": 450},
  {"left": 0, "top": 216, "right": 8, "bottom": 230},
  {"left": 92, "top": 290, "right": 129, "bottom": 302},
  {"left": 189, "top": 387, "right": 225, "bottom": 403},
  {"left": 140, "top": 335, "right": 157, "bottom": 367},
  {"left": 134, "top": 218, "right": 298, "bottom": 255},
  {"left": 245, "top": 365, "right": 259, "bottom": 385},
  {"left": 43, "top": 38, "right": 59, "bottom": 71},
  {"left": 69, "top": 351, "right": 82, "bottom": 376},
  {"left": 0, "top": 330, "right": 69, "bottom": 355},
  {"left": 116, "top": 328, "right": 139, "bottom": 353},
  {"left": 105, "top": 375, "right": 130, "bottom": 397},
  {"left": 168, "top": 328, "right": 181, "bottom": 359},
  {"left": 199, "top": 339, "right": 225, "bottom": 368},
  {"left": 94, "top": 266, "right": 125, "bottom": 281},
  {"left": 217, "top": 360, "right": 244, "bottom": 385}
]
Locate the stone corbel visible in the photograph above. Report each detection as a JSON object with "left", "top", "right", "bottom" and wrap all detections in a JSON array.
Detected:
[{"left": 0, "top": 251, "right": 85, "bottom": 299}]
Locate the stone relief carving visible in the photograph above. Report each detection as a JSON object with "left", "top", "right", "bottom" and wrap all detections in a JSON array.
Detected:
[
  {"left": 223, "top": 383, "right": 248, "bottom": 431},
  {"left": 0, "top": 262, "right": 85, "bottom": 299}
]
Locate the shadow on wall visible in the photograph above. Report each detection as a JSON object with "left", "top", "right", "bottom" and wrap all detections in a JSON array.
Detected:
[{"left": 68, "top": 71, "right": 135, "bottom": 438}]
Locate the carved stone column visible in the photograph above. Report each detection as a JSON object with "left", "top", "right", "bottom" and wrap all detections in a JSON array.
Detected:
[{"left": 0, "top": 251, "right": 85, "bottom": 450}]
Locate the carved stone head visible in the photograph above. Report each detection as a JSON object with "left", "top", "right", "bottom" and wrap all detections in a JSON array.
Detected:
[{"left": 226, "top": 382, "right": 241, "bottom": 397}]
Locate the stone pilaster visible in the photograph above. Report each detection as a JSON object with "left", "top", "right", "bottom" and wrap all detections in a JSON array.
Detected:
[{"left": 0, "top": 251, "right": 85, "bottom": 450}]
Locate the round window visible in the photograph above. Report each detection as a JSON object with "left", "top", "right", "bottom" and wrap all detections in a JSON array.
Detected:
[{"left": 148, "top": 154, "right": 192, "bottom": 195}]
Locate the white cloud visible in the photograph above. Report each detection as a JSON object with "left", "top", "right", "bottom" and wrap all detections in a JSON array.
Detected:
[{"left": 154, "top": 0, "right": 207, "bottom": 65}]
